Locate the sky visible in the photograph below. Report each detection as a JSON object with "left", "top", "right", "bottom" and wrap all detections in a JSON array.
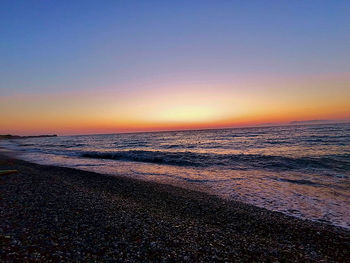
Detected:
[{"left": 1, "top": 0, "right": 350, "bottom": 135}]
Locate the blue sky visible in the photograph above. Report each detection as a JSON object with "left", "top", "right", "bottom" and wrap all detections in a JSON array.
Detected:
[{"left": 1, "top": 0, "right": 349, "bottom": 95}]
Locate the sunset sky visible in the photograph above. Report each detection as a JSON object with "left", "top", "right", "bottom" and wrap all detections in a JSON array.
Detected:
[{"left": 1, "top": 1, "right": 350, "bottom": 135}]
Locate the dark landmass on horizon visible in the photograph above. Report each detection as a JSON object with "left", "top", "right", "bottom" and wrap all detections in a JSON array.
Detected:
[
  {"left": 258, "top": 119, "right": 349, "bottom": 126},
  {"left": 0, "top": 134, "right": 57, "bottom": 140},
  {"left": 289, "top": 119, "right": 340, "bottom": 125}
]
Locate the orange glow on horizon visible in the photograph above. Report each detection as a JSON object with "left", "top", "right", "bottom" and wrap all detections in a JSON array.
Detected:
[{"left": 1, "top": 73, "right": 350, "bottom": 136}]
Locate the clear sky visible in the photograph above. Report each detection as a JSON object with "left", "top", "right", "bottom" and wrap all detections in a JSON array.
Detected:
[{"left": 1, "top": 1, "right": 350, "bottom": 135}]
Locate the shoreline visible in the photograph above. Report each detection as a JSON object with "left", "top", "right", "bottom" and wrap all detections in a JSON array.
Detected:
[{"left": 1, "top": 153, "right": 349, "bottom": 261}]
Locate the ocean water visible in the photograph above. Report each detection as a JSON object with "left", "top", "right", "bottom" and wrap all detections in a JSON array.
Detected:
[{"left": 1, "top": 123, "right": 350, "bottom": 229}]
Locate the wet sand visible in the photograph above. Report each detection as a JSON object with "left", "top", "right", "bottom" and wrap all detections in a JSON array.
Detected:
[{"left": 1, "top": 153, "right": 349, "bottom": 262}]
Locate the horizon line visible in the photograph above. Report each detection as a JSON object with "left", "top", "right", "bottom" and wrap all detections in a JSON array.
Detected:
[{"left": 49, "top": 119, "right": 350, "bottom": 137}]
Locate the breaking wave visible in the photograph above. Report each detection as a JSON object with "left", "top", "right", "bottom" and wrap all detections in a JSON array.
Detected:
[{"left": 81, "top": 150, "right": 350, "bottom": 174}]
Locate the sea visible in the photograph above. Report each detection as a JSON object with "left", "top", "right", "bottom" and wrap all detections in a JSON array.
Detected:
[{"left": 1, "top": 123, "right": 350, "bottom": 229}]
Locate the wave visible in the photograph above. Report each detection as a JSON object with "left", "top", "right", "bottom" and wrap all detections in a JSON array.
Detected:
[
  {"left": 277, "top": 178, "right": 320, "bottom": 186},
  {"left": 80, "top": 150, "right": 350, "bottom": 174}
]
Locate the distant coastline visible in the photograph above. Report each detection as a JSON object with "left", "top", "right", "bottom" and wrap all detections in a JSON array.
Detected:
[
  {"left": 0, "top": 134, "right": 58, "bottom": 140},
  {"left": 289, "top": 119, "right": 339, "bottom": 125}
]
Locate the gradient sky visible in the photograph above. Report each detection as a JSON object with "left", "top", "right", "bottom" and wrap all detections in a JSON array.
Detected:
[{"left": 1, "top": 1, "right": 350, "bottom": 135}]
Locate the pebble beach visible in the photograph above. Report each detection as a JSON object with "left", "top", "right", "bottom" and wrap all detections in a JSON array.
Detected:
[{"left": 1, "top": 153, "right": 350, "bottom": 262}]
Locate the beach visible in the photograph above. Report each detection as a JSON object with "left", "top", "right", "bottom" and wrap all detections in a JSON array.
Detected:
[{"left": 1, "top": 153, "right": 349, "bottom": 262}]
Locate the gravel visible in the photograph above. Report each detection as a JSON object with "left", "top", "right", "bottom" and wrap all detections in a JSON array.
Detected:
[{"left": 1, "top": 154, "right": 349, "bottom": 262}]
